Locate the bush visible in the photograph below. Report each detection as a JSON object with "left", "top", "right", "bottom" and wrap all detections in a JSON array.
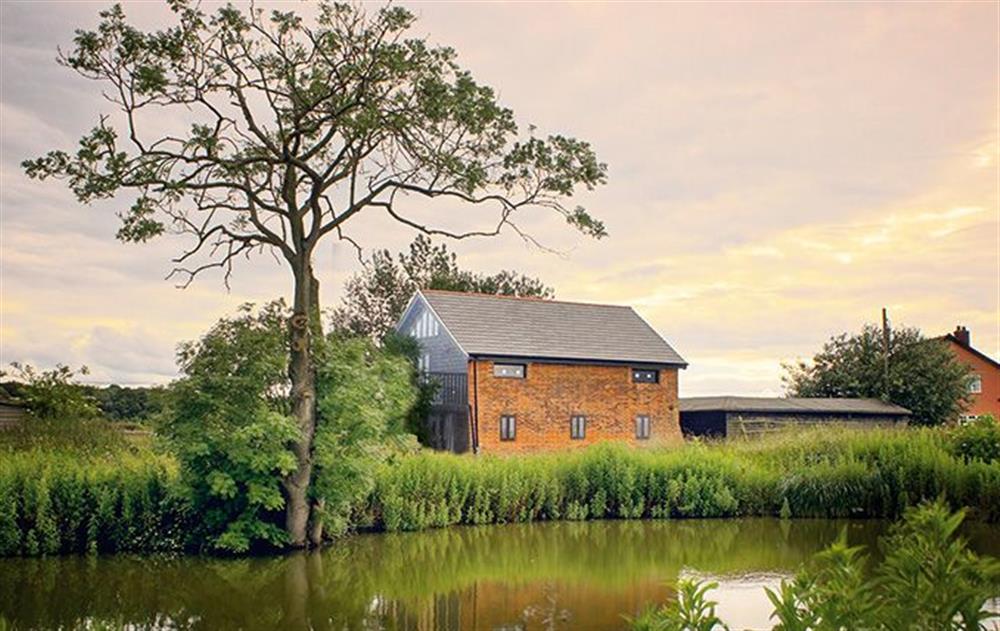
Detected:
[
  {"left": 949, "top": 415, "right": 1000, "bottom": 464},
  {"left": 0, "top": 450, "right": 189, "bottom": 556}
]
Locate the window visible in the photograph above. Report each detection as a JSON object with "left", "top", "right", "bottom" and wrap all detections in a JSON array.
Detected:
[
  {"left": 494, "top": 363, "right": 526, "bottom": 379},
  {"left": 500, "top": 415, "right": 516, "bottom": 441},
  {"left": 635, "top": 415, "right": 651, "bottom": 440},
  {"left": 411, "top": 311, "right": 439, "bottom": 339},
  {"left": 969, "top": 374, "right": 983, "bottom": 394},
  {"left": 632, "top": 369, "right": 659, "bottom": 384},
  {"left": 570, "top": 415, "right": 586, "bottom": 440},
  {"left": 418, "top": 353, "right": 430, "bottom": 374}
]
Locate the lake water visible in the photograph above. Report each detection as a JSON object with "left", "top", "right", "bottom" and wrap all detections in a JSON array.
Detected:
[{"left": 2, "top": 518, "right": 998, "bottom": 630}]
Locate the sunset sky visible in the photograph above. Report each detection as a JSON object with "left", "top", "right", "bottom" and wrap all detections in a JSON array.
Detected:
[{"left": 1, "top": 1, "right": 998, "bottom": 395}]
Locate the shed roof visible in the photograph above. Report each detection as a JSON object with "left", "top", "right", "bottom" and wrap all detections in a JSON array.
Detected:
[
  {"left": 416, "top": 290, "right": 687, "bottom": 367},
  {"left": 679, "top": 396, "right": 911, "bottom": 415}
]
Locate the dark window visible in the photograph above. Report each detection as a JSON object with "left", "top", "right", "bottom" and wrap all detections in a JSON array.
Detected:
[
  {"left": 635, "top": 415, "right": 651, "bottom": 440},
  {"left": 500, "top": 415, "right": 516, "bottom": 441},
  {"left": 570, "top": 415, "right": 586, "bottom": 440},
  {"left": 632, "top": 369, "right": 659, "bottom": 384},
  {"left": 494, "top": 363, "right": 526, "bottom": 379}
]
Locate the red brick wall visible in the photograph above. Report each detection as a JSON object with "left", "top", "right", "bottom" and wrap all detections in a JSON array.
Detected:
[
  {"left": 469, "top": 360, "right": 681, "bottom": 454},
  {"left": 948, "top": 342, "right": 1000, "bottom": 418}
]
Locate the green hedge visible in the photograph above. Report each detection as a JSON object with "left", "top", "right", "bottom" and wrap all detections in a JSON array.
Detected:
[
  {"left": 0, "top": 450, "right": 190, "bottom": 556},
  {"left": 363, "top": 428, "right": 1000, "bottom": 531}
]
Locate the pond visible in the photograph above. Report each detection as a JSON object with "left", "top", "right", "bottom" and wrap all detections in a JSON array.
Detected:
[{"left": 2, "top": 518, "right": 998, "bottom": 630}]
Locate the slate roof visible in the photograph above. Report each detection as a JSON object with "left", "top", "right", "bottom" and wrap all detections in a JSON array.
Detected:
[
  {"left": 417, "top": 290, "right": 687, "bottom": 367},
  {"left": 679, "top": 396, "right": 911, "bottom": 416}
]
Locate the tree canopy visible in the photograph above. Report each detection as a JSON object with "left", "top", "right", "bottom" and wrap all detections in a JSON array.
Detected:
[
  {"left": 784, "top": 323, "right": 972, "bottom": 426},
  {"left": 24, "top": 0, "right": 607, "bottom": 546},
  {"left": 330, "top": 235, "right": 554, "bottom": 339},
  {"left": 23, "top": 1, "right": 606, "bottom": 288},
  {"left": 159, "top": 301, "right": 416, "bottom": 552}
]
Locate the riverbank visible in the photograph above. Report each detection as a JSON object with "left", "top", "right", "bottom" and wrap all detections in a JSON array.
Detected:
[{"left": 2, "top": 425, "right": 998, "bottom": 556}]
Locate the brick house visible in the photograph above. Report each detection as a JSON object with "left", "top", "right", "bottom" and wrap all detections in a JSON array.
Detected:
[
  {"left": 942, "top": 325, "right": 1000, "bottom": 419},
  {"left": 396, "top": 290, "right": 687, "bottom": 454}
]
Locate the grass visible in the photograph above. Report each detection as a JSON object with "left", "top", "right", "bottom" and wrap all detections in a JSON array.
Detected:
[
  {"left": 361, "top": 427, "right": 1000, "bottom": 532},
  {"left": 1, "top": 421, "right": 997, "bottom": 556}
]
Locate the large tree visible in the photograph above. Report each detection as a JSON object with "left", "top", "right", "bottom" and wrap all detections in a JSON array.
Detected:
[
  {"left": 783, "top": 323, "right": 972, "bottom": 426},
  {"left": 23, "top": 2, "right": 606, "bottom": 546},
  {"left": 330, "top": 234, "right": 554, "bottom": 339}
]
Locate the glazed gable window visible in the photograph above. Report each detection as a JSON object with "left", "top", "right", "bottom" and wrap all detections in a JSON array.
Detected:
[
  {"left": 494, "top": 363, "right": 526, "bottom": 379},
  {"left": 500, "top": 415, "right": 516, "bottom": 441},
  {"left": 632, "top": 369, "right": 659, "bottom": 384}
]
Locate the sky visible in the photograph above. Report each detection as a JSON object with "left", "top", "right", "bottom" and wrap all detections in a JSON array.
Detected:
[{"left": 1, "top": 1, "right": 998, "bottom": 395}]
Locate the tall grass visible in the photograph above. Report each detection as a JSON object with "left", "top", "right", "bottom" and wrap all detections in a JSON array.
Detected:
[
  {"left": 3, "top": 424, "right": 997, "bottom": 556},
  {"left": 0, "top": 450, "right": 190, "bottom": 556},
  {"left": 363, "top": 428, "right": 1000, "bottom": 531}
]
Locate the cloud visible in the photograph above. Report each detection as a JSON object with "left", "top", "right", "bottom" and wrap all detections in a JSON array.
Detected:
[{"left": 1, "top": 1, "right": 996, "bottom": 392}]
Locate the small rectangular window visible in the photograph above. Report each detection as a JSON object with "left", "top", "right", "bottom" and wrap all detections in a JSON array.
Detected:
[
  {"left": 570, "top": 415, "right": 586, "bottom": 440},
  {"left": 969, "top": 375, "right": 983, "bottom": 394},
  {"left": 494, "top": 363, "right": 526, "bottom": 379},
  {"left": 635, "top": 415, "right": 651, "bottom": 440},
  {"left": 632, "top": 369, "right": 659, "bottom": 384},
  {"left": 500, "top": 415, "right": 516, "bottom": 441}
]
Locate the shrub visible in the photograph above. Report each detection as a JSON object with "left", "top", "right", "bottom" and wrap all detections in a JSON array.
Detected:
[{"left": 948, "top": 415, "right": 1000, "bottom": 464}]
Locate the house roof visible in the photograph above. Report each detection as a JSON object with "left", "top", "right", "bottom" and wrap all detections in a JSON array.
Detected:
[
  {"left": 940, "top": 334, "right": 1000, "bottom": 370},
  {"left": 417, "top": 290, "right": 687, "bottom": 367},
  {"left": 679, "top": 396, "right": 911, "bottom": 416}
]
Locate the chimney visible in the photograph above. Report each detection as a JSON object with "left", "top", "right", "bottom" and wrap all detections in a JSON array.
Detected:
[{"left": 953, "top": 325, "right": 970, "bottom": 347}]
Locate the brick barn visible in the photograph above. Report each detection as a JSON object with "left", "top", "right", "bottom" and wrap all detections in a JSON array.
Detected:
[{"left": 396, "top": 290, "right": 688, "bottom": 454}]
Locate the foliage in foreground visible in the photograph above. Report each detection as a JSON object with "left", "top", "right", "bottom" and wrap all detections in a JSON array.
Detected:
[
  {"left": 629, "top": 501, "right": 1000, "bottom": 631},
  {"left": 158, "top": 302, "right": 417, "bottom": 552},
  {"left": 784, "top": 323, "right": 972, "bottom": 426},
  {"left": 364, "top": 428, "right": 1000, "bottom": 531}
]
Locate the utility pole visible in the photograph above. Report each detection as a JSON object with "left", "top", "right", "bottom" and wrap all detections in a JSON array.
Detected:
[{"left": 881, "top": 307, "right": 891, "bottom": 401}]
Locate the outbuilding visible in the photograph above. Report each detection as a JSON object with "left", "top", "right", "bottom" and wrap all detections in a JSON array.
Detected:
[{"left": 679, "top": 396, "right": 910, "bottom": 439}]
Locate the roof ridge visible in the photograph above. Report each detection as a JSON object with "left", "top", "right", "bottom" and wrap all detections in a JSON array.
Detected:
[{"left": 419, "top": 288, "right": 632, "bottom": 309}]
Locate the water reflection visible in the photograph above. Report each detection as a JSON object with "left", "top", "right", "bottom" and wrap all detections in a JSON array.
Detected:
[{"left": 1, "top": 519, "right": 997, "bottom": 630}]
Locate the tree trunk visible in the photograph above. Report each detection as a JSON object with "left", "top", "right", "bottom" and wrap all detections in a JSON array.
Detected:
[{"left": 285, "top": 261, "right": 320, "bottom": 548}]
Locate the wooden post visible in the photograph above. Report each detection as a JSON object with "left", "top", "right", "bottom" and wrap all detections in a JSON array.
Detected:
[{"left": 881, "top": 307, "right": 891, "bottom": 400}]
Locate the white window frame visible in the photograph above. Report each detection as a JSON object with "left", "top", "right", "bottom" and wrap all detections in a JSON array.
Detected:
[
  {"left": 570, "top": 415, "right": 586, "bottom": 440},
  {"left": 500, "top": 415, "right": 516, "bottom": 441},
  {"left": 632, "top": 369, "right": 659, "bottom": 384},
  {"left": 635, "top": 414, "right": 651, "bottom": 440},
  {"left": 493, "top": 363, "right": 526, "bottom": 379},
  {"left": 969, "top": 374, "right": 983, "bottom": 394}
]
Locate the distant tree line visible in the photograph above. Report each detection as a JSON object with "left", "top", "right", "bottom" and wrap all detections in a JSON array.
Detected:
[{"left": 1, "top": 365, "right": 165, "bottom": 423}]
